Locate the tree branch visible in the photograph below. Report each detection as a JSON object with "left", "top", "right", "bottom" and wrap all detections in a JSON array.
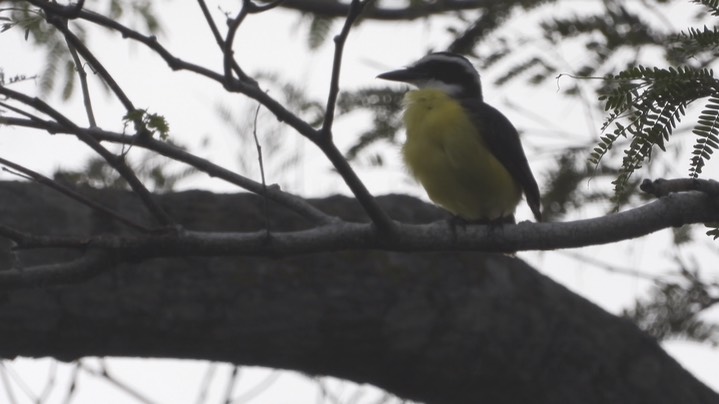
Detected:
[
  {"left": 0, "top": 183, "right": 718, "bottom": 290},
  {"left": 20, "top": 0, "right": 394, "bottom": 232},
  {"left": 0, "top": 86, "right": 175, "bottom": 227},
  {"left": 64, "top": 36, "right": 96, "bottom": 127},
  {"left": 267, "top": 0, "right": 494, "bottom": 21},
  {"left": 320, "top": 0, "right": 369, "bottom": 139},
  {"left": 0, "top": 231, "right": 716, "bottom": 403},
  {"left": 0, "top": 117, "right": 336, "bottom": 225},
  {"left": 51, "top": 17, "right": 134, "bottom": 116},
  {"left": 641, "top": 177, "right": 719, "bottom": 197}
]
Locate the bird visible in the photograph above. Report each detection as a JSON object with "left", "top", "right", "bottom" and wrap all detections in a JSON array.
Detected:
[{"left": 377, "top": 52, "right": 542, "bottom": 223}]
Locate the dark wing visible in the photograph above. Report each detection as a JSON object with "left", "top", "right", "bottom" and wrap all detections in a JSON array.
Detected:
[{"left": 463, "top": 98, "right": 542, "bottom": 221}]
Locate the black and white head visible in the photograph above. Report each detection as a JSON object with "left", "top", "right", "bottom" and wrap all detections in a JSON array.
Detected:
[{"left": 377, "top": 52, "right": 482, "bottom": 100}]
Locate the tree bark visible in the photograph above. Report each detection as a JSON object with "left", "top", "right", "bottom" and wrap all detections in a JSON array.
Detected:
[{"left": 0, "top": 181, "right": 716, "bottom": 404}]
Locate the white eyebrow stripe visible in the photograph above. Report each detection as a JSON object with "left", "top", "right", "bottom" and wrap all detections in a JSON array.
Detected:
[{"left": 413, "top": 54, "right": 478, "bottom": 78}]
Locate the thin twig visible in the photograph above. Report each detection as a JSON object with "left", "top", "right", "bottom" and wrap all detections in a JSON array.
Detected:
[
  {"left": 223, "top": 2, "right": 252, "bottom": 82},
  {"left": 220, "top": 0, "right": 285, "bottom": 82},
  {"left": 222, "top": 366, "right": 241, "bottom": 404},
  {"left": 24, "top": 0, "right": 320, "bottom": 143},
  {"left": 194, "top": 363, "right": 217, "bottom": 404},
  {"left": 252, "top": 103, "right": 271, "bottom": 235},
  {"left": 63, "top": 22, "right": 97, "bottom": 126},
  {"left": 0, "top": 156, "right": 152, "bottom": 232},
  {"left": 38, "top": 360, "right": 58, "bottom": 404},
  {"left": 0, "top": 362, "right": 38, "bottom": 402},
  {"left": 196, "top": 0, "right": 246, "bottom": 81},
  {"left": 0, "top": 101, "right": 45, "bottom": 122},
  {"left": 0, "top": 363, "right": 18, "bottom": 404},
  {"left": 320, "top": 0, "right": 370, "bottom": 139},
  {"left": 77, "top": 361, "right": 160, "bottom": 404},
  {"left": 230, "top": 371, "right": 281, "bottom": 404},
  {"left": 49, "top": 16, "right": 136, "bottom": 113},
  {"left": 60, "top": 362, "right": 80, "bottom": 404}
]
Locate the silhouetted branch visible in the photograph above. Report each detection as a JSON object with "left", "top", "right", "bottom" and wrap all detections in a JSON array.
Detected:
[
  {"left": 641, "top": 177, "right": 719, "bottom": 197},
  {"left": 321, "top": 0, "right": 371, "bottom": 138},
  {"left": 0, "top": 117, "right": 335, "bottom": 224},
  {"left": 15, "top": 0, "right": 394, "bottom": 234},
  {"left": 64, "top": 34, "right": 97, "bottom": 127},
  {"left": 50, "top": 17, "right": 134, "bottom": 115},
  {"left": 0, "top": 187, "right": 717, "bottom": 290},
  {"left": 0, "top": 86, "right": 174, "bottom": 227}
]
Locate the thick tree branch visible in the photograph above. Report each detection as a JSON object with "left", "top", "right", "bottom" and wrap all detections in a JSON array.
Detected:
[
  {"left": 0, "top": 188, "right": 716, "bottom": 403},
  {"left": 0, "top": 182, "right": 717, "bottom": 290}
]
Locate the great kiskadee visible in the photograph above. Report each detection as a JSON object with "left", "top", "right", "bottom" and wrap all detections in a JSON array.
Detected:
[{"left": 377, "top": 52, "right": 542, "bottom": 223}]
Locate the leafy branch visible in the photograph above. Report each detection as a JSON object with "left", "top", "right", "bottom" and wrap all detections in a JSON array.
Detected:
[{"left": 594, "top": 66, "right": 719, "bottom": 194}]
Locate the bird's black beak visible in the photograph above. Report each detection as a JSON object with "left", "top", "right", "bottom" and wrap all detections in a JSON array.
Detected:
[{"left": 377, "top": 67, "right": 422, "bottom": 83}]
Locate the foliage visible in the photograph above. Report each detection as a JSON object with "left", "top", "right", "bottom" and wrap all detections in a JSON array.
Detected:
[
  {"left": 123, "top": 108, "right": 171, "bottom": 140},
  {"left": 0, "top": 0, "right": 161, "bottom": 98},
  {"left": 593, "top": 66, "right": 718, "bottom": 194},
  {"left": 625, "top": 263, "right": 719, "bottom": 346}
]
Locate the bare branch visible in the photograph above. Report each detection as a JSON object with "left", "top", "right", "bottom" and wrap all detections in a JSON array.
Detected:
[
  {"left": 220, "top": 0, "right": 285, "bottom": 83},
  {"left": 641, "top": 177, "right": 719, "bottom": 197},
  {"left": 50, "top": 16, "right": 136, "bottom": 115},
  {"left": 62, "top": 21, "right": 96, "bottom": 126},
  {"left": 0, "top": 101, "right": 45, "bottom": 122},
  {"left": 320, "top": 0, "right": 370, "bottom": 139},
  {"left": 317, "top": 141, "right": 396, "bottom": 235},
  {"left": 0, "top": 86, "right": 174, "bottom": 227},
  {"left": 312, "top": 0, "right": 396, "bottom": 236},
  {"left": 222, "top": 366, "right": 240, "bottom": 404},
  {"left": 252, "top": 103, "right": 272, "bottom": 234},
  {"left": 0, "top": 117, "right": 336, "bottom": 225},
  {"left": 77, "top": 362, "right": 159, "bottom": 404},
  {"left": 0, "top": 364, "right": 18, "bottom": 404},
  {"left": 223, "top": 2, "right": 252, "bottom": 83},
  {"left": 196, "top": 0, "right": 245, "bottom": 80}
]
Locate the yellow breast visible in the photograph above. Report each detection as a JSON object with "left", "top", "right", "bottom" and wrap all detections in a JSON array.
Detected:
[{"left": 401, "top": 89, "right": 521, "bottom": 220}]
